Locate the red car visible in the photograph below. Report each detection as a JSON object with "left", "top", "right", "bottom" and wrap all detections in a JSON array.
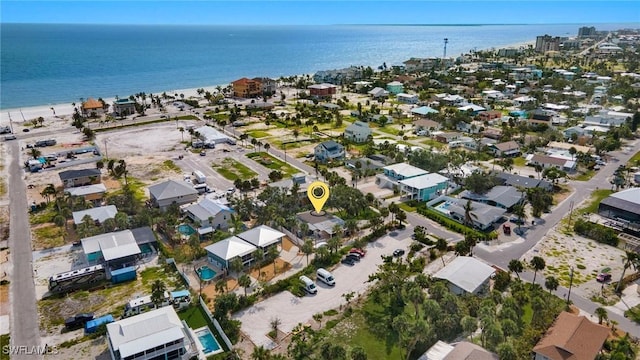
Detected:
[
  {"left": 349, "top": 248, "right": 366, "bottom": 257},
  {"left": 596, "top": 273, "right": 612, "bottom": 283}
]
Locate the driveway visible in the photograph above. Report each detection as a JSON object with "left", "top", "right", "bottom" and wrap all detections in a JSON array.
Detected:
[{"left": 233, "top": 234, "right": 412, "bottom": 348}]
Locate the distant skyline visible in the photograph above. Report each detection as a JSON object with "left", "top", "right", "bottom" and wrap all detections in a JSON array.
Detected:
[{"left": 2, "top": 1, "right": 639, "bottom": 26}]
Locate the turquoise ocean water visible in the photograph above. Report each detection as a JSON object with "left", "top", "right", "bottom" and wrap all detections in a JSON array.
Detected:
[{"left": 0, "top": 23, "right": 632, "bottom": 109}]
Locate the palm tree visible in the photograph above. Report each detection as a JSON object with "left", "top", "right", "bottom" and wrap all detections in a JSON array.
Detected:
[
  {"left": 238, "top": 274, "right": 251, "bottom": 296},
  {"left": 508, "top": 259, "right": 523, "bottom": 279},
  {"left": 267, "top": 246, "right": 279, "bottom": 275},
  {"left": 616, "top": 251, "right": 640, "bottom": 293},
  {"left": 463, "top": 200, "right": 477, "bottom": 228},
  {"left": 301, "top": 239, "right": 314, "bottom": 266},
  {"left": 595, "top": 307, "right": 608, "bottom": 325},
  {"left": 264, "top": 143, "right": 270, "bottom": 153},
  {"left": 511, "top": 202, "right": 527, "bottom": 230},
  {"left": 178, "top": 127, "right": 185, "bottom": 141},
  {"left": 544, "top": 276, "right": 559, "bottom": 293},
  {"left": 29, "top": 148, "right": 42, "bottom": 160},
  {"left": 530, "top": 256, "right": 546, "bottom": 285},
  {"left": 151, "top": 280, "right": 167, "bottom": 308},
  {"left": 251, "top": 346, "right": 270, "bottom": 360}
]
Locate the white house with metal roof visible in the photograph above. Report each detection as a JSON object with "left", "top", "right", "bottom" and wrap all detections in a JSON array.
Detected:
[
  {"left": 184, "top": 198, "right": 234, "bottom": 231},
  {"left": 344, "top": 121, "right": 372, "bottom": 143},
  {"left": 433, "top": 256, "right": 495, "bottom": 296},
  {"left": 237, "top": 225, "right": 285, "bottom": 251},
  {"left": 81, "top": 230, "right": 141, "bottom": 266},
  {"left": 205, "top": 236, "right": 257, "bottom": 269},
  {"left": 106, "top": 306, "right": 198, "bottom": 360},
  {"left": 148, "top": 180, "right": 199, "bottom": 210},
  {"left": 72, "top": 205, "right": 118, "bottom": 225}
]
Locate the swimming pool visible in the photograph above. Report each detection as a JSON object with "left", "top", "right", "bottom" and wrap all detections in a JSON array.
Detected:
[
  {"left": 177, "top": 224, "right": 196, "bottom": 236},
  {"left": 195, "top": 327, "right": 222, "bottom": 355},
  {"left": 434, "top": 201, "right": 452, "bottom": 214},
  {"left": 196, "top": 266, "right": 217, "bottom": 281}
]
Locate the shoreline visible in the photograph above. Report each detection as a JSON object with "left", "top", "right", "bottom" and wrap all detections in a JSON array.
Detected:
[{"left": 0, "top": 40, "right": 536, "bottom": 125}]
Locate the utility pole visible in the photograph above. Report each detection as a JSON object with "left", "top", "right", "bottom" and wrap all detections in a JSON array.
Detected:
[
  {"left": 103, "top": 139, "right": 108, "bottom": 160},
  {"left": 7, "top": 112, "right": 14, "bottom": 133},
  {"left": 567, "top": 267, "right": 574, "bottom": 306},
  {"left": 567, "top": 200, "right": 575, "bottom": 230}
]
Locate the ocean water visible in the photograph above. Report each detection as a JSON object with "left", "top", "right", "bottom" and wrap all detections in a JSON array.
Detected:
[{"left": 0, "top": 23, "right": 631, "bottom": 109}]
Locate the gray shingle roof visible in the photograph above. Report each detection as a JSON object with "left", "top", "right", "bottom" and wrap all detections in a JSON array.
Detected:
[{"left": 148, "top": 180, "right": 198, "bottom": 201}]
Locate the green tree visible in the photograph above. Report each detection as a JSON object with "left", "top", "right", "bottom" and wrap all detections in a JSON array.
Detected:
[
  {"left": 496, "top": 342, "right": 517, "bottom": 360},
  {"left": 238, "top": 274, "right": 251, "bottom": 296},
  {"left": 350, "top": 346, "right": 367, "bottom": 360},
  {"left": 230, "top": 258, "right": 244, "bottom": 275},
  {"left": 530, "top": 256, "right": 546, "bottom": 285},
  {"left": 508, "top": 259, "right": 523, "bottom": 279},
  {"left": 301, "top": 239, "right": 314, "bottom": 266},
  {"left": 595, "top": 307, "right": 608, "bottom": 325},
  {"left": 544, "top": 276, "right": 559, "bottom": 294},
  {"left": 268, "top": 245, "right": 280, "bottom": 275},
  {"left": 151, "top": 280, "right": 167, "bottom": 308},
  {"left": 616, "top": 251, "right": 639, "bottom": 293}
]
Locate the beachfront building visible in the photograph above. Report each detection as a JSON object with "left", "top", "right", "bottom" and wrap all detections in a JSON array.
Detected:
[
  {"left": 308, "top": 84, "right": 337, "bottom": 98},
  {"left": 253, "top": 77, "right": 277, "bottom": 95},
  {"left": 106, "top": 306, "right": 198, "bottom": 360},
  {"left": 112, "top": 99, "right": 136, "bottom": 117},
  {"left": 314, "top": 140, "right": 345, "bottom": 163},
  {"left": 82, "top": 98, "right": 106, "bottom": 117},
  {"left": 232, "top": 77, "right": 262, "bottom": 98},
  {"left": 344, "top": 121, "right": 372, "bottom": 143}
]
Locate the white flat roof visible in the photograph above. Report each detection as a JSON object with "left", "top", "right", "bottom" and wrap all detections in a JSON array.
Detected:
[
  {"left": 65, "top": 183, "right": 107, "bottom": 197},
  {"left": 434, "top": 256, "right": 495, "bottom": 293},
  {"left": 383, "top": 162, "right": 428, "bottom": 178},
  {"left": 107, "top": 306, "right": 185, "bottom": 358},
  {"left": 237, "top": 225, "right": 284, "bottom": 248},
  {"left": 399, "top": 173, "right": 449, "bottom": 189},
  {"left": 81, "top": 230, "right": 141, "bottom": 261},
  {"left": 72, "top": 205, "right": 118, "bottom": 224}
]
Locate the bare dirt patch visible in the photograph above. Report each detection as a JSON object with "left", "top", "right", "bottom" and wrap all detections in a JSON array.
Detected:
[{"left": 249, "top": 259, "right": 292, "bottom": 282}]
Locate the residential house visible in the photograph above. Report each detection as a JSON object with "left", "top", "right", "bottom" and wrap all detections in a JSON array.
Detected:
[
  {"left": 529, "top": 109, "right": 553, "bottom": 125},
  {"left": 488, "top": 140, "right": 521, "bottom": 157},
  {"left": 386, "top": 81, "right": 404, "bottom": 95},
  {"left": 457, "top": 104, "right": 486, "bottom": 115},
  {"left": 81, "top": 230, "right": 142, "bottom": 267},
  {"left": 527, "top": 154, "right": 576, "bottom": 172},
  {"left": 253, "top": 77, "right": 277, "bottom": 94},
  {"left": 205, "top": 236, "right": 256, "bottom": 269},
  {"left": 268, "top": 173, "right": 312, "bottom": 194},
  {"left": 583, "top": 110, "right": 633, "bottom": 129},
  {"left": 460, "top": 186, "right": 524, "bottom": 210},
  {"left": 314, "top": 140, "right": 345, "bottom": 163},
  {"left": 112, "top": 99, "right": 136, "bottom": 117},
  {"left": 232, "top": 77, "right": 262, "bottom": 98},
  {"left": 344, "top": 121, "right": 372, "bottom": 143},
  {"left": 313, "top": 66, "right": 362, "bottom": 83},
  {"left": 399, "top": 173, "right": 449, "bottom": 201},
  {"left": 353, "top": 81, "right": 372, "bottom": 90},
  {"left": 513, "top": 96, "right": 537, "bottom": 107},
  {"left": 368, "top": 87, "right": 389, "bottom": 99},
  {"left": 419, "top": 340, "right": 498, "bottom": 360},
  {"left": 82, "top": 98, "right": 105, "bottom": 117},
  {"left": 59, "top": 168, "right": 102, "bottom": 188},
  {"left": 438, "top": 94, "right": 466, "bottom": 106},
  {"left": 435, "top": 132, "right": 462, "bottom": 144},
  {"left": 396, "top": 93, "right": 418, "bottom": 104},
  {"left": 237, "top": 225, "right": 285, "bottom": 252},
  {"left": 106, "top": 306, "right": 198, "bottom": 360},
  {"left": 65, "top": 183, "right": 107, "bottom": 203},
  {"left": 478, "top": 110, "right": 502, "bottom": 122},
  {"left": 456, "top": 122, "right": 481, "bottom": 134},
  {"left": 413, "top": 119, "right": 441, "bottom": 133},
  {"left": 429, "top": 196, "right": 506, "bottom": 230},
  {"left": 297, "top": 211, "right": 345, "bottom": 239},
  {"left": 433, "top": 256, "right": 495, "bottom": 296},
  {"left": 307, "top": 84, "right": 337, "bottom": 98},
  {"left": 495, "top": 172, "right": 553, "bottom": 191},
  {"left": 72, "top": 205, "right": 118, "bottom": 225},
  {"left": 533, "top": 312, "right": 609, "bottom": 360},
  {"left": 148, "top": 180, "right": 199, "bottom": 210},
  {"left": 345, "top": 157, "right": 385, "bottom": 172},
  {"left": 482, "top": 128, "right": 502, "bottom": 140},
  {"left": 411, "top": 106, "right": 439, "bottom": 117},
  {"left": 184, "top": 198, "right": 234, "bottom": 231},
  {"left": 382, "top": 162, "right": 428, "bottom": 181}
]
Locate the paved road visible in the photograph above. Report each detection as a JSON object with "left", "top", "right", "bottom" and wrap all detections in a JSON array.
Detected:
[{"left": 6, "top": 140, "right": 42, "bottom": 359}]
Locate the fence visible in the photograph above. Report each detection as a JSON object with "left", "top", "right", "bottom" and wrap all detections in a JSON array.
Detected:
[
  {"left": 199, "top": 296, "right": 233, "bottom": 350},
  {"left": 167, "top": 258, "right": 190, "bottom": 286}
]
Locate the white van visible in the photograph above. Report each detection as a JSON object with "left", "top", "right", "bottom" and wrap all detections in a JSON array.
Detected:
[
  {"left": 299, "top": 275, "right": 317, "bottom": 294},
  {"left": 316, "top": 268, "right": 335, "bottom": 286}
]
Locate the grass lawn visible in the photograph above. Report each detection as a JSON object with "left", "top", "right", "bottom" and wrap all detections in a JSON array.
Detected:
[
  {"left": 212, "top": 158, "right": 258, "bottom": 181},
  {"left": 30, "top": 206, "right": 57, "bottom": 225},
  {"left": 33, "top": 225, "right": 66, "bottom": 249},
  {"left": 624, "top": 304, "right": 640, "bottom": 324},
  {"left": 0, "top": 334, "right": 9, "bottom": 360},
  {"left": 579, "top": 189, "right": 614, "bottom": 214},
  {"left": 628, "top": 150, "right": 640, "bottom": 166},
  {"left": 178, "top": 305, "right": 210, "bottom": 329},
  {"left": 161, "top": 159, "right": 181, "bottom": 173},
  {"left": 246, "top": 152, "right": 299, "bottom": 176},
  {"left": 421, "top": 138, "right": 446, "bottom": 150},
  {"left": 573, "top": 170, "right": 596, "bottom": 181},
  {"left": 247, "top": 130, "right": 271, "bottom": 138},
  {"left": 375, "top": 126, "right": 400, "bottom": 136},
  {"left": 175, "top": 115, "right": 199, "bottom": 120},
  {"left": 513, "top": 157, "right": 527, "bottom": 167},
  {"left": 398, "top": 202, "right": 417, "bottom": 212}
]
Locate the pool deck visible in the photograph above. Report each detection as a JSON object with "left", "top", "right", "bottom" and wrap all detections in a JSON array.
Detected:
[{"left": 192, "top": 326, "right": 223, "bottom": 357}]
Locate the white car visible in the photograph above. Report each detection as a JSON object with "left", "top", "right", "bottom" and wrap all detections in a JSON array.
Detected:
[{"left": 226, "top": 187, "right": 235, "bottom": 194}]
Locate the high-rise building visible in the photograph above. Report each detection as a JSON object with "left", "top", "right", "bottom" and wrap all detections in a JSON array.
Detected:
[
  {"left": 535, "top": 35, "right": 561, "bottom": 53},
  {"left": 578, "top": 26, "right": 597, "bottom": 38}
]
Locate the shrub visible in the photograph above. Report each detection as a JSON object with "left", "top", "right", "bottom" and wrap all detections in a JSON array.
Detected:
[
  {"left": 417, "top": 207, "right": 492, "bottom": 240},
  {"left": 573, "top": 219, "right": 619, "bottom": 246}
]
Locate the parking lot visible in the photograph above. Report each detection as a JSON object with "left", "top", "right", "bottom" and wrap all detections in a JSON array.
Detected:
[{"left": 233, "top": 234, "right": 412, "bottom": 348}]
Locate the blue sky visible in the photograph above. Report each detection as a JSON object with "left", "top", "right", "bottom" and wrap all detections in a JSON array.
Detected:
[{"left": 2, "top": 1, "right": 639, "bottom": 25}]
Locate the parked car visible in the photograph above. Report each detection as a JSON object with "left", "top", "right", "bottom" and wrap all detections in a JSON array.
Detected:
[
  {"left": 510, "top": 217, "right": 525, "bottom": 225},
  {"left": 349, "top": 248, "right": 366, "bottom": 257},
  {"left": 392, "top": 249, "right": 405, "bottom": 257},
  {"left": 346, "top": 253, "right": 361, "bottom": 262},
  {"left": 596, "top": 273, "right": 612, "bottom": 283},
  {"left": 200, "top": 151, "right": 206, "bottom": 156},
  {"left": 341, "top": 257, "right": 356, "bottom": 266},
  {"left": 64, "top": 313, "right": 94, "bottom": 330}
]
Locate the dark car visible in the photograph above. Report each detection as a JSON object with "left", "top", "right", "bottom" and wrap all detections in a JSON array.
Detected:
[
  {"left": 341, "top": 257, "right": 356, "bottom": 266},
  {"left": 64, "top": 313, "right": 94, "bottom": 330},
  {"left": 392, "top": 249, "right": 405, "bottom": 257},
  {"left": 22, "top": 128, "right": 30, "bottom": 132},
  {"left": 200, "top": 151, "right": 206, "bottom": 156},
  {"left": 510, "top": 217, "right": 525, "bottom": 225},
  {"left": 596, "top": 273, "right": 612, "bottom": 283},
  {"left": 346, "top": 253, "right": 361, "bottom": 262}
]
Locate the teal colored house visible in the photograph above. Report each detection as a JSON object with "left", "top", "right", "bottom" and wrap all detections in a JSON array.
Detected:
[
  {"left": 386, "top": 81, "right": 404, "bottom": 95},
  {"left": 399, "top": 173, "right": 449, "bottom": 201}
]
